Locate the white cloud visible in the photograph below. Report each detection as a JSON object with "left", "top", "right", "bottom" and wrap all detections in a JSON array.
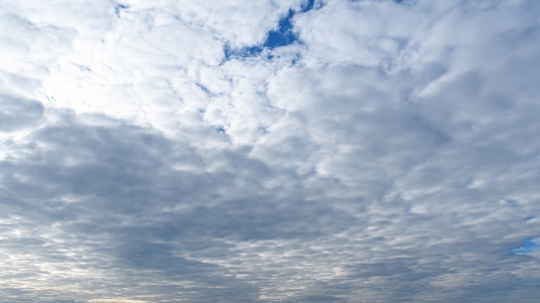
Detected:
[{"left": 1, "top": 0, "right": 540, "bottom": 302}]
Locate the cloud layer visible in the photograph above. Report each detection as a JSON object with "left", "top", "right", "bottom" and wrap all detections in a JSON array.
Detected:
[{"left": 1, "top": 0, "right": 540, "bottom": 302}]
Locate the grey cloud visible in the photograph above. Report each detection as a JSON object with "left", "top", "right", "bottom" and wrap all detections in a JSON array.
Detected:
[
  {"left": 0, "top": 94, "right": 43, "bottom": 131},
  {"left": 2, "top": 0, "right": 540, "bottom": 302},
  {"left": 0, "top": 111, "right": 357, "bottom": 302}
]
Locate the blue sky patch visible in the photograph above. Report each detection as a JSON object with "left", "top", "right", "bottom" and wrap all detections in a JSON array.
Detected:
[
  {"left": 512, "top": 238, "right": 540, "bottom": 255},
  {"left": 224, "top": 0, "right": 316, "bottom": 60},
  {"left": 264, "top": 10, "right": 296, "bottom": 49},
  {"left": 301, "top": 0, "right": 316, "bottom": 12}
]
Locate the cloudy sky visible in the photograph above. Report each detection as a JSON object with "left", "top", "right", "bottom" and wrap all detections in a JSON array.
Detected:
[{"left": 1, "top": 0, "right": 540, "bottom": 302}]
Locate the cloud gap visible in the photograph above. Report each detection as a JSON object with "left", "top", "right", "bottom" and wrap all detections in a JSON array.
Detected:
[
  {"left": 512, "top": 238, "right": 540, "bottom": 255},
  {"left": 223, "top": 0, "right": 317, "bottom": 61}
]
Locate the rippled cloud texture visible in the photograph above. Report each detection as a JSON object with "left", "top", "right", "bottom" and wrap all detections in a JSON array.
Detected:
[{"left": 1, "top": 0, "right": 540, "bottom": 302}]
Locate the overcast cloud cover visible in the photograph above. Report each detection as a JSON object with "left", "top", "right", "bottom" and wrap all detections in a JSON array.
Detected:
[{"left": 1, "top": 0, "right": 540, "bottom": 302}]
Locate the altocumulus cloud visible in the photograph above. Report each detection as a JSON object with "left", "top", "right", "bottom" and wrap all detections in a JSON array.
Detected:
[{"left": 1, "top": 0, "right": 540, "bottom": 302}]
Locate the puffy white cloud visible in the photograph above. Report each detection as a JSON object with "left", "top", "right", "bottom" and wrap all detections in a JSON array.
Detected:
[{"left": 1, "top": 0, "right": 540, "bottom": 302}]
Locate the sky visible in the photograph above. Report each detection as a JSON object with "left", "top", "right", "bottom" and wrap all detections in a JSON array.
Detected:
[{"left": 1, "top": 0, "right": 540, "bottom": 302}]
